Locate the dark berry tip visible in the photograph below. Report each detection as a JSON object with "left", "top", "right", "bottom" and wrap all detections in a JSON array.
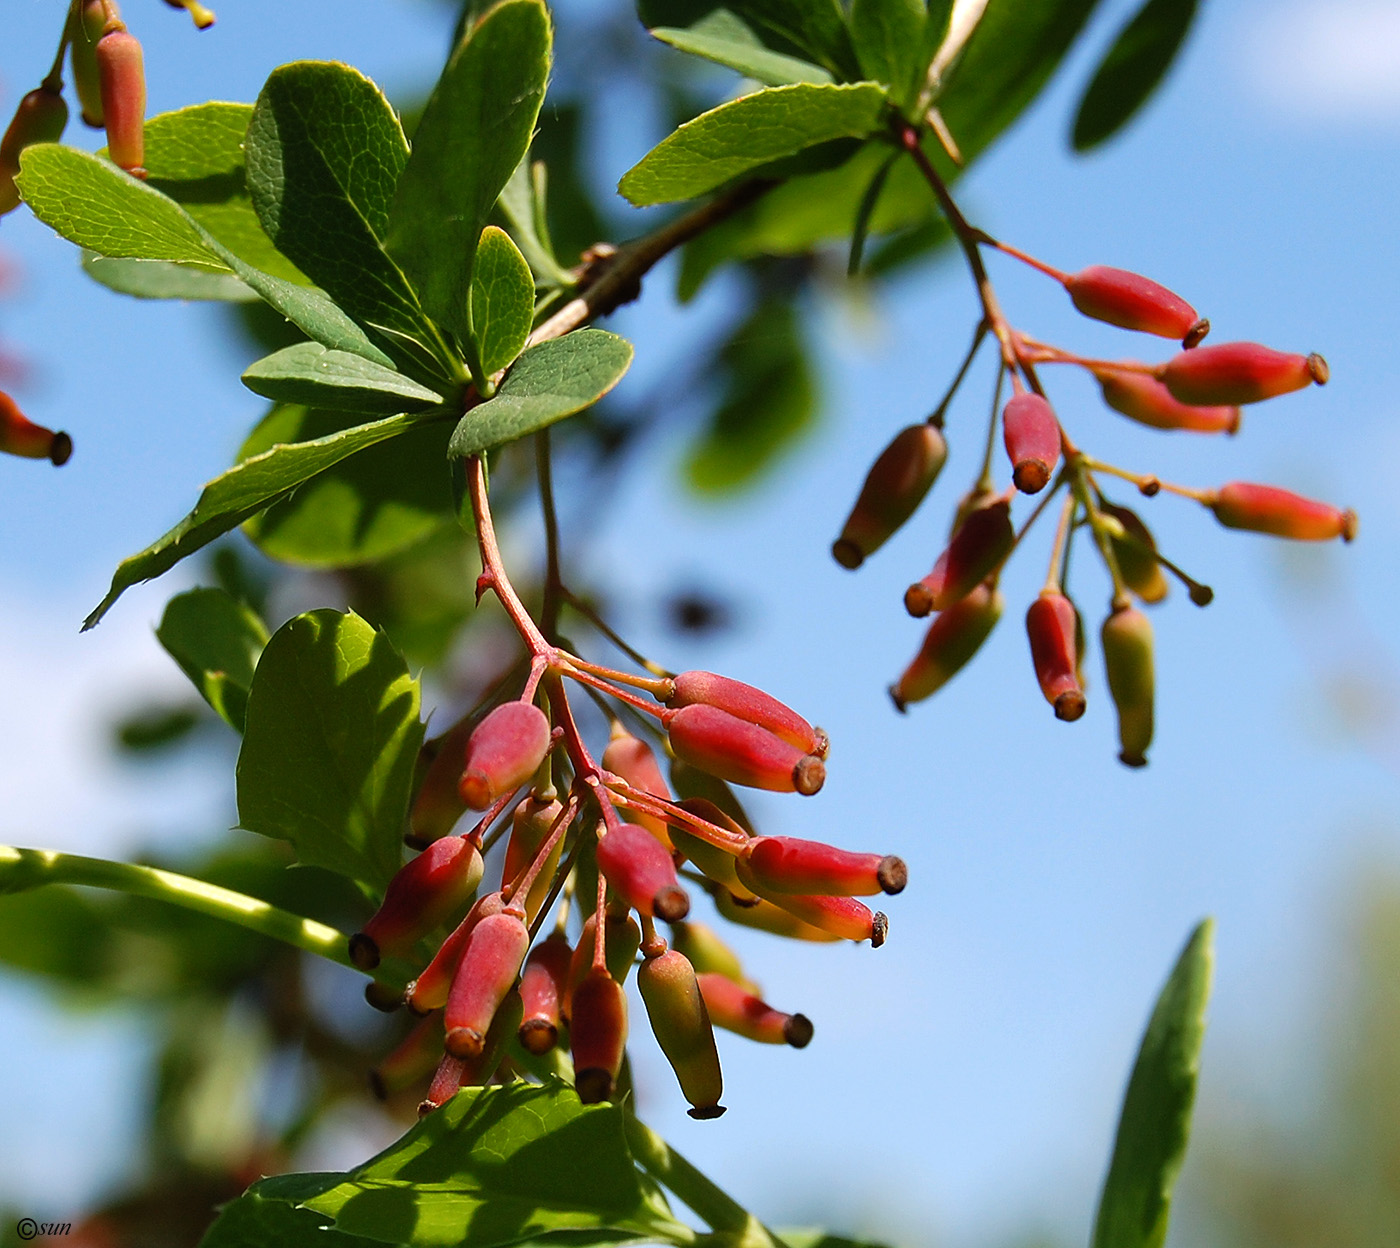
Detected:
[
  {"left": 518, "top": 1019, "right": 558, "bottom": 1055},
  {"left": 904, "top": 583, "right": 934, "bottom": 618},
  {"left": 575, "top": 1068, "right": 615, "bottom": 1104},
  {"left": 1189, "top": 584, "right": 1214, "bottom": 607},
  {"left": 686, "top": 1104, "right": 727, "bottom": 1120},
  {"left": 877, "top": 855, "right": 907, "bottom": 895},
  {"left": 1054, "top": 690, "right": 1086, "bottom": 723},
  {"left": 870, "top": 912, "right": 889, "bottom": 948},
  {"left": 1118, "top": 750, "right": 1148, "bottom": 769},
  {"left": 444, "top": 1027, "right": 485, "bottom": 1059},
  {"left": 793, "top": 755, "right": 826, "bottom": 796},
  {"left": 653, "top": 884, "right": 691, "bottom": 923},
  {"left": 348, "top": 932, "right": 381, "bottom": 971},
  {"left": 363, "top": 980, "right": 403, "bottom": 1013},
  {"left": 1342, "top": 508, "right": 1358, "bottom": 542},
  {"left": 1182, "top": 318, "right": 1210, "bottom": 350},
  {"left": 1307, "top": 352, "right": 1329, "bottom": 385},
  {"left": 49, "top": 432, "right": 72, "bottom": 466},
  {"left": 831, "top": 538, "right": 864, "bottom": 570},
  {"left": 784, "top": 1013, "right": 815, "bottom": 1048}
]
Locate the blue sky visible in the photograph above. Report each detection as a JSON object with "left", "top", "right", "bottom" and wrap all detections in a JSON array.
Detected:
[{"left": 1, "top": 1, "right": 1398, "bottom": 1244}]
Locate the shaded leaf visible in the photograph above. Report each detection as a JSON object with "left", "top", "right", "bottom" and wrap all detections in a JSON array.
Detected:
[
  {"left": 82, "top": 253, "right": 257, "bottom": 301},
  {"left": 472, "top": 226, "right": 536, "bottom": 377},
  {"left": 847, "top": 149, "right": 897, "bottom": 275},
  {"left": 619, "top": 82, "right": 888, "bottom": 206},
  {"left": 778, "top": 1233, "right": 896, "bottom": 1248},
  {"left": 200, "top": 1174, "right": 386, "bottom": 1248},
  {"left": 156, "top": 587, "right": 271, "bottom": 731},
  {"left": 1072, "top": 0, "right": 1200, "bottom": 151},
  {"left": 1091, "top": 918, "right": 1214, "bottom": 1248},
  {"left": 497, "top": 158, "right": 573, "bottom": 286},
  {"left": 239, "top": 405, "right": 456, "bottom": 568},
  {"left": 241, "top": 342, "right": 447, "bottom": 414},
  {"left": 651, "top": 10, "right": 834, "bottom": 86},
  {"left": 850, "top": 0, "right": 927, "bottom": 105},
  {"left": 450, "top": 330, "right": 633, "bottom": 457},
  {"left": 640, "top": 0, "right": 858, "bottom": 79},
  {"left": 386, "top": 0, "right": 551, "bottom": 342},
  {"left": 84, "top": 409, "right": 444, "bottom": 628},
  {"left": 236, "top": 610, "right": 423, "bottom": 892}
]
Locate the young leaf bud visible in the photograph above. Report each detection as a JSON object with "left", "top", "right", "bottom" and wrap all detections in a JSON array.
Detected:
[
  {"left": 669, "top": 920, "right": 756, "bottom": 992},
  {"left": 742, "top": 836, "right": 907, "bottom": 897},
  {"left": 567, "top": 912, "right": 643, "bottom": 1008},
  {"left": 1094, "top": 369, "right": 1239, "bottom": 435},
  {"left": 502, "top": 795, "right": 565, "bottom": 922},
  {"left": 444, "top": 911, "right": 531, "bottom": 1059},
  {"left": 405, "top": 891, "right": 506, "bottom": 1014},
  {"left": 349, "top": 835, "right": 484, "bottom": 970},
  {"left": 1100, "top": 503, "right": 1168, "bottom": 603},
  {"left": 518, "top": 933, "right": 571, "bottom": 1055},
  {"left": 668, "top": 798, "right": 759, "bottom": 905},
  {"left": 890, "top": 581, "right": 1003, "bottom": 709},
  {"left": 1, "top": 86, "right": 69, "bottom": 215},
  {"left": 458, "top": 701, "right": 551, "bottom": 810},
  {"left": 696, "top": 972, "right": 813, "bottom": 1047},
  {"left": 667, "top": 704, "right": 825, "bottom": 796},
  {"left": 732, "top": 869, "right": 888, "bottom": 946},
  {"left": 1101, "top": 603, "right": 1154, "bottom": 768},
  {"left": 1209, "top": 482, "right": 1357, "bottom": 542},
  {"left": 597, "top": 820, "right": 690, "bottom": 921},
  {"left": 1159, "top": 342, "right": 1327, "bottom": 406},
  {"left": 602, "top": 729, "right": 674, "bottom": 849},
  {"left": 713, "top": 887, "right": 842, "bottom": 942},
  {"left": 832, "top": 424, "right": 947, "bottom": 569},
  {"left": 96, "top": 29, "right": 147, "bottom": 176},
  {"left": 1025, "top": 590, "right": 1086, "bottom": 722},
  {"left": 71, "top": 2, "right": 108, "bottom": 128},
  {"left": 668, "top": 671, "right": 826, "bottom": 759},
  {"left": 639, "top": 950, "right": 725, "bottom": 1119},
  {"left": 1064, "top": 265, "right": 1202, "bottom": 343},
  {"left": 1002, "top": 393, "right": 1060, "bottom": 494},
  {"left": 571, "top": 968, "right": 628, "bottom": 1104},
  {"left": 905, "top": 497, "right": 1014, "bottom": 616},
  {"left": 0, "top": 391, "right": 72, "bottom": 465}
]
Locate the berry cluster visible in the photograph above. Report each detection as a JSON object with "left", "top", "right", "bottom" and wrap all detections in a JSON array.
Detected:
[
  {"left": 832, "top": 125, "right": 1356, "bottom": 767},
  {"left": 355, "top": 456, "right": 904, "bottom": 1120}
]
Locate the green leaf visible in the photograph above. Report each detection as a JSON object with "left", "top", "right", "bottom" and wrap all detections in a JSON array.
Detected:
[
  {"left": 84, "top": 409, "right": 442, "bottom": 628},
  {"left": 385, "top": 0, "right": 551, "bottom": 342},
  {"left": 241, "top": 343, "right": 447, "bottom": 415},
  {"left": 246, "top": 62, "right": 454, "bottom": 380},
  {"left": 239, "top": 404, "right": 456, "bottom": 568},
  {"left": 81, "top": 253, "right": 256, "bottom": 302},
  {"left": 850, "top": 0, "right": 927, "bottom": 105},
  {"left": 200, "top": 1174, "right": 387, "bottom": 1248},
  {"left": 637, "top": 0, "right": 856, "bottom": 77},
  {"left": 618, "top": 82, "right": 888, "bottom": 207},
  {"left": 236, "top": 610, "right": 423, "bottom": 892},
  {"left": 302, "top": 1081, "right": 688, "bottom": 1248},
  {"left": 847, "top": 149, "right": 897, "bottom": 275},
  {"left": 471, "top": 226, "right": 536, "bottom": 378},
  {"left": 156, "top": 588, "right": 271, "bottom": 732},
  {"left": 685, "top": 296, "right": 816, "bottom": 493},
  {"left": 651, "top": 10, "right": 834, "bottom": 86},
  {"left": 497, "top": 159, "right": 573, "bottom": 287},
  {"left": 777, "top": 1233, "right": 896, "bottom": 1248},
  {"left": 1090, "top": 918, "right": 1214, "bottom": 1248},
  {"left": 1071, "top": 0, "right": 1200, "bottom": 151},
  {"left": 448, "top": 330, "right": 633, "bottom": 457}
]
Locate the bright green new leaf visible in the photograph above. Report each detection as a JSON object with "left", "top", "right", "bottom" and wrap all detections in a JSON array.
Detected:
[
  {"left": 241, "top": 343, "right": 447, "bottom": 414},
  {"left": 1072, "top": 0, "right": 1200, "bottom": 151},
  {"left": 386, "top": 0, "right": 551, "bottom": 342},
  {"left": 448, "top": 330, "right": 633, "bottom": 457},
  {"left": 239, "top": 405, "right": 456, "bottom": 568},
  {"left": 1090, "top": 918, "right": 1214, "bottom": 1248},
  {"left": 156, "top": 588, "right": 271, "bottom": 732},
  {"left": 84, "top": 409, "right": 444, "bottom": 628},
  {"left": 302, "top": 1081, "right": 687, "bottom": 1247},
  {"left": 651, "top": 10, "right": 833, "bottom": 86},
  {"left": 850, "top": 0, "right": 927, "bottom": 105},
  {"left": 618, "top": 82, "right": 888, "bottom": 207},
  {"left": 237, "top": 610, "right": 423, "bottom": 892},
  {"left": 471, "top": 226, "right": 535, "bottom": 377}
]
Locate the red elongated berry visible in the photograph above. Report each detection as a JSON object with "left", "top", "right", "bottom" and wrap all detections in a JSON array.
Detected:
[
  {"left": 96, "top": 29, "right": 146, "bottom": 176},
  {"left": 1002, "top": 394, "right": 1060, "bottom": 494},
  {"left": 602, "top": 729, "right": 674, "bottom": 849},
  {"left": 518, "top": 933, "right": 571, "bottom": 1055},
  {"left": 1095, "top": 369, "right": 1239, "bottom": 435},
  {"left": 350, "top": 835, "right": 484, "bottom": 970},
  {"left": 71, "top": 2, "right": 108, "bottom": 128},
  {"left": 459, "top": 701, "right": 551, "bottom": 810},
  {"left": 743, "top": 836, "right": 906, "bottom": 897},
  {"left": 639, "top": 950, "right": 725, "bottom": 1118},
  {"left": 502, "top": 795, "right": 565, "bottom": 922},
  {"left": 712, "top": 887, "right": 842, "bottom": 942},
  {"left": 1159, "top": 342, "right": 1327, "bottom": 406},
  {"left": 1065, "top": 265, "right": 1203, "bottom": 344},
  {"left": 669, "top": 921, "right": 756, "bottom": 992},
  {"left": 419, "top": 1052, "right": 469, "bottom": 1116},
  {"left": 733, "top": 865, "right": 888, "bottom": 946},
  {"left": 417, "top": 992, "right": 523, "bottom": 1114},
  {"left": 890, "top": 581, "right": 1003, "bottom": 709},
  {"left": 571, "top": 968, "right": 628, "bottom": 1103},
  {"left": 369, "top": 1015, "right": 442, "bottom": 1101},
  {"left": 444, "top": 911, "right": 531, "bottom": 1058},
  {"left": 405, "top": 890, "right": 506, "bottom": 1014},
  {"left": 832, "top": 424, "right": 947, "bottom": 569},
  {"left": 668, "top": 798, "right": 758, "bottom": 905},
  {"left": 1026, "top": 590, "right": 1086, "bottom": 722},
  {"left": 0, "top": 391, "right": 72, "bottom": 465},
  {"left": 668, "top": 671, "right": 826, "bottom": 759},
  {"left": 567, "top": 912, "right": 642, "bottom": 1008},
  {"left": 696, "top": 972, "right": 813, "bottom": 1047},
  {"left": 409, "top": 715, "right": 476, "bottom": 845},
  {"left": 905, "top": 497, "right": 1013, "bottom": 617},
  {"left": 1210, "top": 482, "right": 1357, "bottom": 542},
  {"left": 1101, "top": 503, "right": 1167, "bottom": 603},
  {"left": 1, "top": 86, "right": 69, "bottom": 215},
  {"left": 597, "top": 820, "right": 689, "bottom": 921},
  {"left": 1102, "top": 603, "right": 1154, "bottom": 768},
  {"left": 667, "top": 704, "right": 825, "bottom": 796}
]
